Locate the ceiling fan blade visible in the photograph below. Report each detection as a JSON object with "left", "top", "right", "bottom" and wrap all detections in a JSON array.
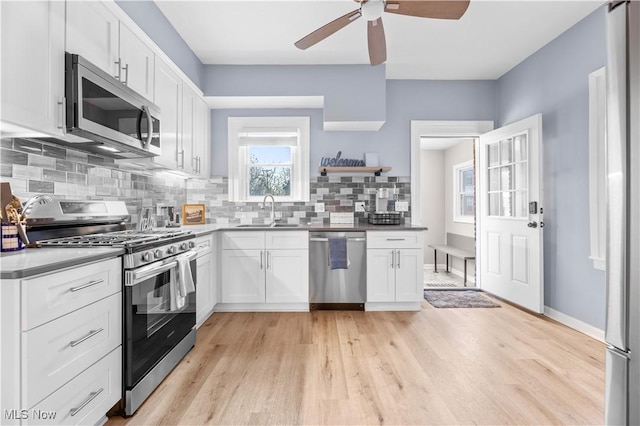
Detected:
[
  {"left": 367, "top": 18, "right": 386, "bottom": 66},
  {"left": 295, "top": 9, "right": 362, "bottom": 50},
  {"left": 384, "top": 0, "right": 470, "bottom": 20}
]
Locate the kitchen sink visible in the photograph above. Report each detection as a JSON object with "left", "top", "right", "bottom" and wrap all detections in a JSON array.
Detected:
[{"left": 236, "top": 223, "right": 302, "bottom": 228}]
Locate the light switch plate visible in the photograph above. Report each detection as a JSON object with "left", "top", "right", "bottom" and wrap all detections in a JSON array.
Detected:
[
  {"left": 355, "top": 202, "right": 366, "bottom": 212},
  {"left": 395, "top": 201, "right": 409, "bottom": 212},
  {"left": 315, "top": 203, "right": 325, "bottom": 213}
]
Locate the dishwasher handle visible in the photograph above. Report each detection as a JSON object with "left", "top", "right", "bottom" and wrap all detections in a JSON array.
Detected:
[{"left": 309, "top": 237, "right": 366, "bottom": 242}]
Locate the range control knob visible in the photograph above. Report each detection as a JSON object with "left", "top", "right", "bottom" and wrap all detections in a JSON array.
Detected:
[
  {"left": 188, "top": 241, "right": 195, "bottom": 249},
  {"left": 180, "top": 243, "right": 188, "bottom": 251},
  {"left": 154, "top": 249, "right": 164, "bottom": 259},
  {"left": 142, "top": 252, "right": 153, "bottom": 262},
  {"left": 167, "top": 246, "right": 177, "bottom": 255}
]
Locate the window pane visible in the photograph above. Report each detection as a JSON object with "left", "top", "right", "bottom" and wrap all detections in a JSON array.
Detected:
[
  {"left": 249, "top": 146, "right": 291, "bottom": 164},
  {"left": 488, "top": 143, "right": 500, "bottom": 167},
  {"left": 489, "top": 193, "right": 500, "bottom": 216},
  {"left": 500, "top": 138, "right": 513, "bottom": 164},
  {"left": 515, "top": 163, "right": 527, "bottom": 190},
  {"left": 462, "top": 195, "right": 475, "bottom": 216},
  {"left": 514, "top": 191, "right": 527, "bottom": 218},
  {"left": 249, "top": 166, "right": 291, "bottom": 196},
  {"left": 501, "top": 191, "right": 513, "bottom": 217},
  {"left": 461, "top": 168, "right": 474, "bottom": 194},
  {"left": 514, "top": 134, "right": 527, "bottom": 162},
  {"left": 500, "top": 166, "right": 513, "bottom": 191},
  {"left": 489, "top": 168, "right": 500, "bottom": 191}
]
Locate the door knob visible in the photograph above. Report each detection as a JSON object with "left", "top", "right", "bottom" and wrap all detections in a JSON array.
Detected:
[{"left": 527, "top": 221, "right": 538, "bottom": 228}]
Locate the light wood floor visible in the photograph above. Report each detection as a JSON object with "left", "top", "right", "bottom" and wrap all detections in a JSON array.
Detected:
[{"left": 108, "top": 298, "right": 605, "bottom": 425}]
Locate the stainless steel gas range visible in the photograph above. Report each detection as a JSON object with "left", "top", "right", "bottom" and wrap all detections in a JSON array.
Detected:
[{"left": 26, "top": 199, "right": 197, "bottom": 416}]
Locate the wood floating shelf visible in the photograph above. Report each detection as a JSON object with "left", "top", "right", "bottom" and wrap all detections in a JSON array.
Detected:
[{"left": 318, "top": 166, "right": 392, "bottom": 176}]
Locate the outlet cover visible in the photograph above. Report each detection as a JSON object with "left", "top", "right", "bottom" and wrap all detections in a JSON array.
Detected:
[
  {"left": 355, "top": 202, "right": 366, "bottom": 212},
  {"left": 315, "top": 203, "right": 325, "bottom": 213},
  {"left": 395, "top": 201, "right": 409, "bottom": 212}
]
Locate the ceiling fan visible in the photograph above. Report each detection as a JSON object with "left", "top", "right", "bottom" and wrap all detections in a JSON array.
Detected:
[{"left": 294, "top": 0, "right": 470, "bottom": 66}]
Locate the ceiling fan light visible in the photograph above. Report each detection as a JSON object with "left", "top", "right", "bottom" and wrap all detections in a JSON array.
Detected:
[{"left": 361, "top": 0, "right": 384, "bottom": 21}]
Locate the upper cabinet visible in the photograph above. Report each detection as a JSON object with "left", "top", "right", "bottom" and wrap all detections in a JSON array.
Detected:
[
  {"left": 119, "top": 24, "right": 155, "bottom": 101},
  {"left": 66, "top": 1, "right": 119, "bottom": 79},
  {"left": 193, "top": 98, "right": 210, "bottom": 178},
  {"left": 180, "top": 84, "right": 197, "bottom": 173},
  {"left": 152, "top": 58, "right": 182, "bottom": 169},
  {"left": 67, "top": 1, "right": 154, "bottom": 102},
  {"left": 1, "top": 1, "right": 66, "bottom": 137}
]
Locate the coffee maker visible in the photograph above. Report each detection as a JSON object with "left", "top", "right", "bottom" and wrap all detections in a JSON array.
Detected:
[{"left": 376, "top": 188, "right": 389, "bottom": 212}]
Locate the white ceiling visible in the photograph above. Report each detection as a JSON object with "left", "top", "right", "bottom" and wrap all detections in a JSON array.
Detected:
[{"left": 155, "top": 0, "right": 605, "bottom": 80}]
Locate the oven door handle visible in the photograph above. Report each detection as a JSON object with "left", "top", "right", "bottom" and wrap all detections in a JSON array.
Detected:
[{"left": 125, "top": 251, "right": 197, "bottom": 286}]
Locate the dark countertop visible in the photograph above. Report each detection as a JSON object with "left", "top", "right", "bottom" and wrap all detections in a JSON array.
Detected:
[
  {"left": 1, "top": 224, "right": 426, "bottom": 279},
  {"left": 0, "top": 247, "right": 125, "bottom": 279},
  {"left": 175, "top": 223, "right": 427, "bottom": 236}
]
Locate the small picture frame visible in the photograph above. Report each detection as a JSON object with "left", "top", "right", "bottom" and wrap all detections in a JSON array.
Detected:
[
  {"left": 182, "top": 203, "right": 205, "bottom": 225},
  {"left": 365, "top": 152, "right": 379, "bottom": 167}
]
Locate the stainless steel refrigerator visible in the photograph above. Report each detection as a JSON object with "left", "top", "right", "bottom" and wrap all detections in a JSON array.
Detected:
[{"left": 605, "top": 1, "right": 640, "bottom": 425}]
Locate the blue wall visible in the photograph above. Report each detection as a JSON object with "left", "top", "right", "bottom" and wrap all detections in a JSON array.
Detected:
[
  {"left": 209, "top": 79, "right": 496, "bottom": 176},
  {"left": 115, "top": 0, "right": 204, "bottom": 89},
  {"left": 496, "top": 7, "right": 607, "bottom": 329}
]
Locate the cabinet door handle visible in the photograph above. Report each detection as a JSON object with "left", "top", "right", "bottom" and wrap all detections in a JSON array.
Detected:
[
  {"left": 70, "top": 388, "right": 104, "bottom": 417},
  {"left": 260, "top": 251, "right": 263, "bottom": 269},
  {"left": 122, "top": 63, "right": 129, "bottom": 86},
  {"left": 397, "top": 250, "right": 401, "bottom": 268},
  {"left": 70, "top": 279, "right": 104, "bottom": 292},
  {"left": 267, "top": 251, "right": 270, "bottom": 270},
  {"left": 178, "top": 150, "right": 185, "bottom": 168},
  {"left": 386, "top": 238, "right": 405, "bottom": 241},
  {"left": 69, "top": 328, "right": 104, "bottom": 347},
  {"left": 391, "top": 250, "right": 395, "bottom": 269},
  {"left": 57, "top": 98, "right": 65, "bottom": 130},
  {"left": 114, "top": 58, "right": 122, "bottom": 81}
]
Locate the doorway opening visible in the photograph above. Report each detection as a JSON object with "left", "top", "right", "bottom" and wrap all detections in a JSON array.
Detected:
[
  {"left": 420, "top": 137, "right": 477, "bottom": 288},
  {"left": 410, "top": 120, "right": 494, "bottom": 291}
]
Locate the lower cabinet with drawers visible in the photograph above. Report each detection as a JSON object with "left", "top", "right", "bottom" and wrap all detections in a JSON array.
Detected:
[{"left": 0, "top": 257, "right": 122, "bottom": 425}]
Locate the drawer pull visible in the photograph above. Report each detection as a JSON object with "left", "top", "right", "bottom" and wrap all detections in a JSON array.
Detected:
[
  {"left": 386, "top": 238, "right": 405, "bottom": 241},
  {"left": 69, "top": 279, "right": 104, "bottom": 292},
  {"left": 70, "top": 328, "right": 104, "bottom": 347},
  {"left": 70, "top": 387, "right": 104, "bottom": 417}
]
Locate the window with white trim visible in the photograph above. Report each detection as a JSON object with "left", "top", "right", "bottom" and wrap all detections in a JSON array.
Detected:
[
  {"left": 453, "top": 160, "right": 475, "bottom": 223},
  {"left": 228, "top": 117, "right": 310, "bottom": 202}
]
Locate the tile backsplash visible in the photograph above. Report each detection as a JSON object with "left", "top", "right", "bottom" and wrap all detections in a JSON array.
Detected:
[{"left": 2, "top": 137, "right": 411, "bottom": 229}]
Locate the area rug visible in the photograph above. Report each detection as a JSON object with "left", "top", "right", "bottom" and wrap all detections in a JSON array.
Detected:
[{"left": 424, "top": 290, "right": 501, "bottom": 308}]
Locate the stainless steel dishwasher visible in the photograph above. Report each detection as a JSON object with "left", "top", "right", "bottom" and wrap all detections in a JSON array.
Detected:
[{"left": 309, "top": 231, "right": 366, "bottom": 310}]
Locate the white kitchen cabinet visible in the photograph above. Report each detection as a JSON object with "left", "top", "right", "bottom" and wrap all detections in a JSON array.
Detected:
[
  {"left": 219, "top": 231, "right": 308, "bottom": 310},
  {"left": 66, "top": 0, "right": 120, "bottom": 79},
  {"left": 0, "top": 257, "right": 122, "bottom": 426},
  {"left": 180, "top": 84, "right": 197, "bottom": 173},
  {"left": 366, "top": 231, "right": 424, "bottom": 311},
  {"left": 119, "top": 23, "right": 155, "bottom": 101},
  {"left": 66, "top": 2, "right": 154, "bottom": 101},
  {"left": 151, "top": 58, "right": 182, "bottom": 169},
  {"left": 192, "top": 97, "right": 210, "bottom": 177},
  {"left": 0, "top": 0, "right": 65, "bottom": 137},
  {"left": 195, "top": 234, "right": 216, "bottom": 326}
]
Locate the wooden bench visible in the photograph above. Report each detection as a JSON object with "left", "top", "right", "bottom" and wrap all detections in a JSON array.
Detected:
[{"left": 428, "top": 233, "right": 475, "bottom": 286}]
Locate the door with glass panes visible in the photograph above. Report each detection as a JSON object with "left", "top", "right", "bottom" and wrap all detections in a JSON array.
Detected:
[{"left": 478, "top": 114, "right": 543, "bottom": 313}]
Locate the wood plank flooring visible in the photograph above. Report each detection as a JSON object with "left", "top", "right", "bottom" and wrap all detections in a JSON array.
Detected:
[{"left": 108, "top": 298, "right": 605, "bottom": 425}]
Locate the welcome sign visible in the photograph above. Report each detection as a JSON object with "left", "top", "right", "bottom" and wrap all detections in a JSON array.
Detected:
[{"left": 319, "top": 151, "right": 365, "bottom": 167}]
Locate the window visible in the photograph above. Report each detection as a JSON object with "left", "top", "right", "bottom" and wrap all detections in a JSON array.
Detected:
[
  {"left": 453, "top": 160, "right": 475, "bottom": 223},
  {"left": 486, "top": 133, "right": 528, "bottom": 219},
  {"left": 228, "top": 117, "right": 310, "bottom": 202}
]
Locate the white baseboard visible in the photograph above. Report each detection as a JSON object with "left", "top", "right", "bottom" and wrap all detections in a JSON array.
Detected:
[
  {"left": 424, "top": 263, "right": 476, "bottom": 285},
  {"left": 544, "top": 306, "right": 605, "bottom": 342}
]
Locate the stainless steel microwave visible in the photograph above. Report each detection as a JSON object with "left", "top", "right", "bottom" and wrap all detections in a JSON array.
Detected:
[{"left": 59, "top": 52, "right": 161, "bottom": 159}]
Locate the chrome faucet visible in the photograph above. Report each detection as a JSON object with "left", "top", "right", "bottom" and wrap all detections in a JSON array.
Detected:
[{"left": 262, "top": 194, "right": 276, "bottom": 226}]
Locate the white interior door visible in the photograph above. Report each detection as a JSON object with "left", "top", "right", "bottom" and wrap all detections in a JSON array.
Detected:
[{"left": 478, "top": 114, "right": 543, "bottom": 313}]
